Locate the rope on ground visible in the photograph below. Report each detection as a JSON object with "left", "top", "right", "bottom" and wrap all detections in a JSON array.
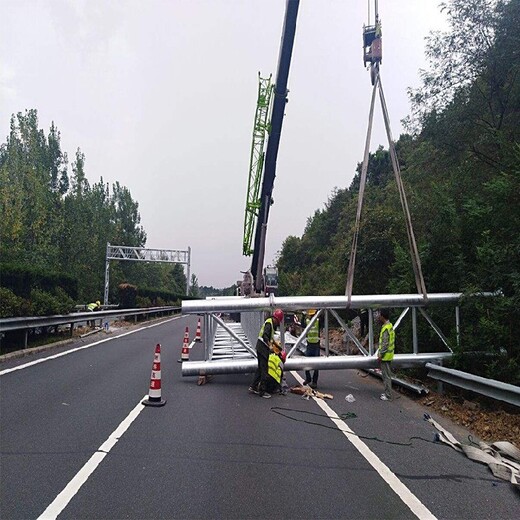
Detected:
[{"left": 271, "top": 406, "right": 438, "bottom": 447}]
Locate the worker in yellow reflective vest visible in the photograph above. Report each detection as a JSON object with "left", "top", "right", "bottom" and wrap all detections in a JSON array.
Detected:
[
  {"left": 377, "top": 308, "right": 395, "bottom": 401},
  {"left": 249, "top": 309, "right": 284, "bottom": 399},
  {"left": 302, "top": 309, "right": 320, "bottom": 389},
  {"left": 266, "top": 347, "right": 286, "bottom": 395}
]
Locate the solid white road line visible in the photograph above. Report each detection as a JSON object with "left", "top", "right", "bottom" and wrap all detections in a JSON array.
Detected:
[
  {"left": 0, "top": 315, "right": 181, "bottom": 376},
  {"left": 290, "top": 371, "right": 437, "bottom": 520},
  {"left": 37, "top": 396, "right": 148, "bottom": 520}
]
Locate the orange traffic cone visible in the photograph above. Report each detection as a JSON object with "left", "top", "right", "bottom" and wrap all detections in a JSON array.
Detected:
[
  {"left": 195, "top": 318, "right": 202, "bottom": 342},
  {"left": 177, "top": 327, "right": 190, "bottom": 363},
  {"left": 142, "top": 344, "right": 166, "bottom": 407}
]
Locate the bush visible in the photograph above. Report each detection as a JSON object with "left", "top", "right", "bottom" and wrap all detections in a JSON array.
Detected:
[
  {"left": 119, "top": 283, "right": 137, "bottom": 308},
  {"left": 52, "top": 287, "right": 76, "bottom": 314},
  {"left": 29, "top": 289, "right": 62, "bottom": 316},
  {"left": 0, "top": 263, "right": 78, "bottom": 299},
  {"left": 138, "top": 286, "right": 185, "bottom": 305},
  {"left": 0, "top": 287, "right": 28, "bottom": 317},
  {"left": 136, "top": 295, "right": 152, "bottom": 308}
]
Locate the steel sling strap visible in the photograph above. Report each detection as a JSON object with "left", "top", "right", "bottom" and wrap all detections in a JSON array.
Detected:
[
  {"left": 345, "top": 69, "right": 428, "bottom": 303},
  {"left": 378, "top": 76, "right": 428, "bottom": 302},
  {"left": 345, "top": 74, "right": 379, "bottom": 304}
]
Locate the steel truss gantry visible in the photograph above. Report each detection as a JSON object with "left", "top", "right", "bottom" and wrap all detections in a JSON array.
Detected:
[
  {"left": 180, "top": 292, "right": 496, "bottom": 376},
  {"left": 104, "top": 243, "right": 191, "bottom": 304}
]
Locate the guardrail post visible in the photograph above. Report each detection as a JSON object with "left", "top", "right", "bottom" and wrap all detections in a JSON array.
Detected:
[
  {"left": 368, "top": 309, "right": 374, "bottom": 355},
  {"left": 436, "top": 360, "right": 444, "bottom": 395},
  {"left": 412, "top": 307, "right": 418, "bottom": 354}
]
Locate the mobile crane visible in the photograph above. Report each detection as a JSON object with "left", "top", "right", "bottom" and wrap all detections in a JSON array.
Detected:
[{"left": 241, "top": 0, "right": 300, "bottom": 296}]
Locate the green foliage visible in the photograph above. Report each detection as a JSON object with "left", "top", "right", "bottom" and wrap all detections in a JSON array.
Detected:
[
  {"left": 199, "top": 285, "right": 237, "bottom": 297},
  {"left": 137, "top": 287, "right": 184, "bottom": 305},
  {"left": 0, "top": 287, "right": 28, "bottom": 317},
  {"left": 29, "top": 289, "right": 64, "bottom": 316},
  {"left": 51, "top": 287, "right": 77, "bottom": 314},
  {"left": 0, "top": 263, "right": 78, "bottom": 299},
  {"left": 136, "top": 295, "right": 152, "bottom": 308},
  {"left": 189, "top": 274, "right": 199, "bottom": 297}
]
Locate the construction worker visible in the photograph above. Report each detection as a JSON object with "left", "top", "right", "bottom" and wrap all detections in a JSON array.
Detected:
[
  {"left": 377, "top": 308, "right": 395, "bottom": 401},
  {"left": 86, "top": 301, "right": 101, "bottom": 327},
  {"left": 302, "top": 309, "right": 320, "bottom": 389},
  {"left": 266, "top": 347, "right": 286, "bottom": 395},
  {"left": 249, "top": 308, "right": 284, "bottom": 399},
  {"left": 87, "top": 301, "right": 101, "bottom": 312}
]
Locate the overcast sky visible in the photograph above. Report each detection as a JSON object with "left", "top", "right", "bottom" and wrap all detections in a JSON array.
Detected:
[{"left": 1, "top": 1, "right": 448, "bottom": 288}]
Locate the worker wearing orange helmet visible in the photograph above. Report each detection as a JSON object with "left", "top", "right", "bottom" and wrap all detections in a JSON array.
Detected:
[{"left": 249, "top": 308, "right": 284, "bottom": 399}]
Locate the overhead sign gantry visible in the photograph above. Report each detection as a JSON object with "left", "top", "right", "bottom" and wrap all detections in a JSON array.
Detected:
[{"left": 103, "top": 243, "right": 191, "bottom": 304}]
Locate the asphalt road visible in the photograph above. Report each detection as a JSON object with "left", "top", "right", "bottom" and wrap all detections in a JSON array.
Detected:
[{"left": 1, "top": 316, "right": 518, "bottom": 519}]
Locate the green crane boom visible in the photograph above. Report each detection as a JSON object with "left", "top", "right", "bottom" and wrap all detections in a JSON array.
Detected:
[{"left": 243, "top": 73, "right": 274, "bottom": 256}]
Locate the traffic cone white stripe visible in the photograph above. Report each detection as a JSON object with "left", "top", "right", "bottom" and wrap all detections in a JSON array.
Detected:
[
  {"left": 178, "top": 327, "right": 190, "bottom": 362},
  {"left": 195, "top": 318, "right": 202, "bottom": 341},
  {"left": 142, "top": 344, "right": 166, "bottom": 406}
]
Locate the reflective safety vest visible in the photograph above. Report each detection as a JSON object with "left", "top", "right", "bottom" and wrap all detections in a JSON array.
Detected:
[
  {"left": 259, "top": 317, "right": 275, "bottom": 344},
  {"left": 379, "top": 322, "right": 395, "bottom": 361},
  {"left": 268, "top": 353, "right": 282, "bottom": 384},
  {"left": 307, "top": 319, "right": 320, "bottom": 344},
  {"left": 87, "top": 302, "right": 98, "bottom": 311}
]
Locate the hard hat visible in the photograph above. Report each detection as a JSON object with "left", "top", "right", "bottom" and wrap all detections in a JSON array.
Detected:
[
  {"left": 272, "top": 308, "right": 284, "bottom": 324},
  {"left": 307, "top": 309, "right": 316, "bottom": 316},
  {"left": 96, "top": 301, "right": 101, "bottom": 306},
  {"left": 280, "top": 350, "right": 287, "bottom": 363}
]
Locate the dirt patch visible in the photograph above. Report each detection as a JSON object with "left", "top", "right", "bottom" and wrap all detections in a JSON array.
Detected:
[{"left": 416, "top": 391, "right": 520, "bottom": 445}]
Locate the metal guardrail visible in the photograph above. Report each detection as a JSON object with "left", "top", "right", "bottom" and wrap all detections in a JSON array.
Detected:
[
  {"left": 0, "top": 306, "right": 180, "bottom": 349},
  {"left": 425, "top": 363, "right": 520, "bottom": 408}
]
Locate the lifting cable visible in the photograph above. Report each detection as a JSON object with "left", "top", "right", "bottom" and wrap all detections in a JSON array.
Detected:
[{"left": 346, "top": 6, "right": 427, "bottom": 305}]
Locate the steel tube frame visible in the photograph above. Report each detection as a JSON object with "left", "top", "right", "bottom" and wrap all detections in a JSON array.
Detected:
[
  {"left": 181, "top": 292, "right": 498, "bottom": 376},
  {"left": 329, "top": 309, "right": 368, "bottom": 356},
  {"left": 182, "top": 353, "right": 453, "bottom": 377},
  {"left": 182, "top": 292, "right": 496, "bottom": 314}
]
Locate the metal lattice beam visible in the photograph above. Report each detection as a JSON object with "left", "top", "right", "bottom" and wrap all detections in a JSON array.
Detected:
[
  {"left": 106, "top": 245, "right": 189, "bottom": 263},
  {"left": 104, "top": 243, "right": 191, "bottom": 304}
]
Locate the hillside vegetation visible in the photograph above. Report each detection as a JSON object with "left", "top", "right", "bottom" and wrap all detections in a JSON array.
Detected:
[{"left": 0, "top": 109, "right": 189, "bottom": 313}]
